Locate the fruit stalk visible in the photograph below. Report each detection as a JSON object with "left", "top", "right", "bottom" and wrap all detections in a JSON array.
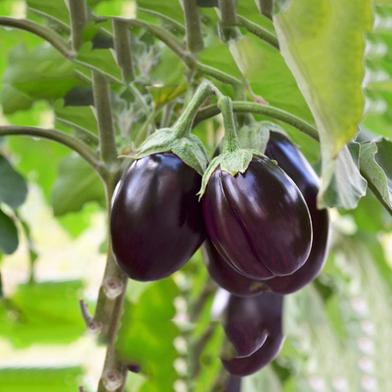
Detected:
[{"left": 181, "top": 0, "right": 204, "bottom": 53}]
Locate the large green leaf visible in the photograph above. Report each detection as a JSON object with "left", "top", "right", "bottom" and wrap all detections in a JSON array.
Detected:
[
  {"left": 0, "top": 45, "right": 79, "bottom": 114},
  {"left": 360, "top": 138, "right": 392, "bottom": 211},
  {"left": 51, "top": 154, "right": 105, "bottom": 216},
  {"left": 0, "top": 208, "right": 18, "bottom": 254},
  {"left": 0, "top": 367, "right": 83, "bottom": 392},
  {"left": 117, "top": 279, "right": 179, "bottom": 392},
  {"left": 0, "top": 280, "right": 85, "bottom": 348},
  {"left": 0, "top": 153, "right": 28, "bottom": 209},
  {"left": 274, "top": 0, "right": 373, "bottom": 208}
]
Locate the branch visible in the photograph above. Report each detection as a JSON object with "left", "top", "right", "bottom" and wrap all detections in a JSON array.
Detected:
[
  {"left": 0, "top": 126, "right": 102, "bottom": 171},
  {"left": 67, "top": 0, "right": 89, "bottom": 51},
  {"left": 218, "top": 0, "right": 238, "bottom": 40},
  {"left": 0, "top": 17, "right": 73, "bottom": 59},
  {"left": 194, "top": 101, "right": 319, "bottom": 140},
  {"left": 181, "top": 0, "right": 204, "bottom": 53},
  {"left": 257, "top": 0, "right": 273, "bottom": 19},
  {"left": 113, "top": 19, "right": 135, "bottom": 82},
  {"left": 92, "top": 71, "right": 118, "bottom": 166},
  {"left": 237, "top": 15, "right": 279, "bottom": 49},
  {"left": 138, "top": 7, "right": 186, "bottom": 34}
]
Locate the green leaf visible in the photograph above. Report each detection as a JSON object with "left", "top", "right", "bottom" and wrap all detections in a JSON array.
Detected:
[
  {"left": 274, "top": 0, "right": 373, "bottom": 207},
  {"left": 51, "top": 154, "right": 105, "bottom": 216},
  {"left": 26, "top": 0, "right": 70, "bottom": 26},
  {"left": 54, "top": 99, "right": 98, "bottom": 135},
  {"left": 0, "top": 280, "right": 85, "bottom": 348},
  {"left": 117, "top": 279, "right": 179, "bottom": 392},
  {"left": 136, "top": 0, "right": 184, "bottom": 22},
  {"left": 360, "top": 138, "right": 392, "bottom": 211},
  {"left": 0, "top": 367, "right": 83, "bottom": 392},
  {"left": 0, "top": 208, "right": 18, "bottom": 255},
  {"left": 1, "top": 45, "right": 79, "bottom": 114},
  {"left": 318, "top": 143, "right": 367, "bottom": 209},
  {"left": 76, "top": 43, "right": 122, "bottom": 83},
  {"left": 7, "top": 138, "right": 69, "bottom": 200},
  {"left": 229, "top": 34, "right": 312, "bottom": 122},
  {"left": 0, "top": 154, "right": 28, "bottom": 209}
]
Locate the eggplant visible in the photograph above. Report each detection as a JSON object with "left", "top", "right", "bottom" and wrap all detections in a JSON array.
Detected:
[
  {"left": 265, "top": 132, "right": 330, "bottom": 293},
  {"left": 223, "top": 333, "right": 284, "bottom": 376},
  {"left": 203, "top": 241, "right": 267, "bottom": 297},
  {"left": 110, "top": 152, "right": 205, "bottom": 281},
  {"left": 223, "top": 292, "right": 284, "bottom": 376},
  {"left": 202, "top": 156, "right": 313, "bottom": 281},
  {"left": 224, "top": 292, "right": 283, "bottom": 357}
]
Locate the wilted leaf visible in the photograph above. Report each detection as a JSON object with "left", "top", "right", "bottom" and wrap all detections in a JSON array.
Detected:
[
  {"left": 274, "top": 0, "right": 373, "bottom": 208},
  {"left": 360, "top": 138, "right": 392, "bottom": 212}
]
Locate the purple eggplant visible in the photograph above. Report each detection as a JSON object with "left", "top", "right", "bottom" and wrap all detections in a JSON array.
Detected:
[
  {"left": 223, "top": 333, "right": 284, "bottom": 376},
  {"left": 203, "top": 241, "right": 267, "bottom": 297},
  {"left": 223, "top": 292, "right": 284, "bottom": 376},
  {"left": 224, "top": 292, "right": 283, "bottom": 357},
  {"left": 265, "top": 132, "right": 330, "bottom": 293},
  {"left": 110, "top": 152, "right": 205, "bottom": 281},
  {"left": 202, "top": 156, "right": 313, "bottom": 281}
]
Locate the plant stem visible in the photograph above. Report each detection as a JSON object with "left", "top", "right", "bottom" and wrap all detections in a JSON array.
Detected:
[
  {"left": 0, "top": 17, "right": 73, "bottom": 58},
  {"left": 257, "top": 0, "right": 273, "bottom": 19},
  {"left": 181, "top": 0, "right": 204, "bottom": 53},
  {"left": 194, "top": 101, "right": 319, "bottom": 141},
  {"left": 218, "top": 0, "right": 238, "bottom": 40},
  {"left": 67, "top": 0, "right": 89, "bottom": 51},
  {"left": 138, "top": 7, "right": 185, "bottom": 33},
  {"left": 173, "top": 80, "right": 214, "bottom": 137},
  {"left": 237, "top": 15, "right": 279, "bottom": 49},
  {"left": 218, "top": 96, "right": 240, "bottom": 153},
  {"left": 0, "top": 126, "right": 102, "bottom": 172},
  {"left": 92, "top": 71, "right": 119, "bottom": 166},
  {"left": 113, "top": 19, "right": 135, "bottom": 82}
]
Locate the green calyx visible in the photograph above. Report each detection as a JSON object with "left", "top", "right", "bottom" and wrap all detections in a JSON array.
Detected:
[
  {"left": 238, "top": 121, "right": 271, "bottom": 153},
  {"left": 134, "top": 127, "right": 209, "bottom": 176},
  {"left": 199, "top": 147, "right": 263, "bottom": 198},
  {"left": 132, "top": 80, "right": 216, "bottom": 175},
  {"left": 199, "top": 95, "right": 264, "bottom": 198}
]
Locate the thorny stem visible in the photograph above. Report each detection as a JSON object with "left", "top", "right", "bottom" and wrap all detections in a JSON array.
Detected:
[
  {"left": 182, "top": 0, "right": 204, "bottom": 53},
  {"left": 113, "top": 19, "right": 135, "bottom": 82},
  {"left": 67, "top": 0, "right": 89, "bottom": 51}
]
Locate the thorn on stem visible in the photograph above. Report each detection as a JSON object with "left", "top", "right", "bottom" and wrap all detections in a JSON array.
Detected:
[{"left": 79, "top": 299, "right": 103, "bottom": 334}]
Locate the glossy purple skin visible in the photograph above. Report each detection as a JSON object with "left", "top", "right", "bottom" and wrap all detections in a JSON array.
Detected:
[
  {"left": 223, "top": 333, "right": 284, "bottom": 376},
  {"left": 202, "top": 156, "right": 313, "bottom": 281},
  {"left": 223, "top": 292, "right": 284, "bottom": 376},
  {"left": 265, "top": 132, "right": 330, "bottom": 294},
  {"left": 203, "top": 241, "right": 267, "bottom": 297},
  {"left": 224, "top": 292, "right": 283, "bottom": 357},
  {"left": 225, "top": 375, "right": 242, "bottom": 392},
  {"left": 110, "top": 153, "right": 205, "bottom": 281}
]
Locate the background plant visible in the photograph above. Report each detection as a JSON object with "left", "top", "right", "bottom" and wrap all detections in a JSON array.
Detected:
[{"left": 0, "top": 0, "right": 391, "bottom": 391}]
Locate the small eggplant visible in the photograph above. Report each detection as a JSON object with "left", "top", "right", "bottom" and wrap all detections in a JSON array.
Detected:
[
  {"left": 223, "top": 292, "right": 284, "bottom": 376},
  {"left": 223, "top": 333, "right": 284, "bottom": 376},
  {"left": 202, "top": 156, "right": 313, "bottom": 281},
  {"left": 110, "top": 153, "right": 205, "bottom": 281},
  {"left": 265, "top": 132, "right": 330, "bottom": 293},
  {"left": 203, "top": 241, "right": 267, "bottom": 297},
  {"left": 224, "top": 292, "right": 283, "bottom": 358}
]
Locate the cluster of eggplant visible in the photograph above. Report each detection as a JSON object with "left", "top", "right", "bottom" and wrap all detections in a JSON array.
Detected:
[{"left": 110, "top": 130, "right": 330, "bottom": 376}]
